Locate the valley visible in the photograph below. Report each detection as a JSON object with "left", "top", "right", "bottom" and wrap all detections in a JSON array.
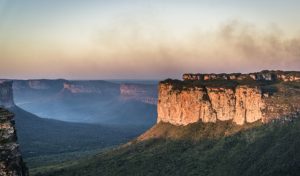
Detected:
[
  {"left": 0, "top": 79, "right": 158, "bottom": 175},
  {"left": 18, "top": 70, "right": 300, "bottom": 176}
]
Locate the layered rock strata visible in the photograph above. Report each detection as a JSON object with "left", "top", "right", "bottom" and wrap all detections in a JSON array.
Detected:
[
  {"left": 62, "top": 81, "right": 120, "bottom": 96},
  {"left": 0, "top": 81, "right": 28, "bottom": 176},
  {"left": 120, "top": 84, "right": 158, "bottom": 105},
  {"left": 158, "top": 71, "right": 300, "bottom": 126},
  {"left": 0, "top": 108, "right": 28, "bottom": 176}
]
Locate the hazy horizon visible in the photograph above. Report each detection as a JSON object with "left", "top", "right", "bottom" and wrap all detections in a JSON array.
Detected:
[{"left": 1, "top": 0, "right": 300, "bottom": 79}]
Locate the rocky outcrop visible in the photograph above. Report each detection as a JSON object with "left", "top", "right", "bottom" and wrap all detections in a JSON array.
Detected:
[
  {"left": 158, "top": 71, "right": 300, "bottom": 126},
  {"left": 0, "top": 108, "right": 28, "bottom": 176},
  {"left": 0, "top": 82, "right": 28, "bottom": 176},
  {"left": 120, "top": 84, "right": 158, "bottom": 105},
  {"left": 183, "top": 70, "right": 300, "bottom": 82},
  {"left": 0, "top": 81, "right": 14, "bottom": 108}
]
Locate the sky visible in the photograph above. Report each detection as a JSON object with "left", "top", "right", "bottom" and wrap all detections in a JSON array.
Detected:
[{"left": 0, "top": 0, "right": 300, "bottom": 79}]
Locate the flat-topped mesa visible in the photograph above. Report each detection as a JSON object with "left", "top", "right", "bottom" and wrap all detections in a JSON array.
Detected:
[
  {"left": 158, "top": 71, "right": 300, "bottom": 126},
  {"left": 183, "top": 70, "right": 300, "bottom": 82}
]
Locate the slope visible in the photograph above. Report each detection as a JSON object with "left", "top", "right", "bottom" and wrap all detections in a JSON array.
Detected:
[
  {"left": 9, "top": 106, "right": 148, "bottom": 173},
  {"left": 37, "top": 118, "right": 300, "bottom": 176}
]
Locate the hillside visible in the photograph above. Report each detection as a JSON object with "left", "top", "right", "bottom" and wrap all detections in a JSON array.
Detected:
[
  {"left": 35, "top": 118, "right": 300, "bottom": 176},
  {"left": 11, "top": 106, "right": 145, "bottom": 158},
  {"left": 10, "top": 106, "right": 148, "bottom": 174},
  {"left": 1, "top": 80, "right": 154, "bottom": 174}
]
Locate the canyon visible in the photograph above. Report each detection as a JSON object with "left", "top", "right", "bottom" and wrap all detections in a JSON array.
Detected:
[
  {"left": 158, "top": 70, "right": 300, "bottom": 125},
  {"left": 12, "top": 80, "right": 158, "bottom": 124},
  {"left": 1, "top": 80, "right": 154, "bottom": 175}
]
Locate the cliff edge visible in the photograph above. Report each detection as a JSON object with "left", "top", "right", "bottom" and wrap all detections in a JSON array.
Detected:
[
  {"left": 0, "top": 81, "right": 14, "bottom": 108},
  {"left": 158, "top": 70, "right": 300, "bottom": 125},
  {"left": 0, "top": 108, "right": 28, "bottom": 176},
  {"left": 0, "top": 81, "right": 28, "bottom": 176}
]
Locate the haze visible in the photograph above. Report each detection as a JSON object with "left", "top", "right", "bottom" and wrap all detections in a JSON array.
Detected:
[{"left": 1, "top": 0, "right": 300, "bottom": 79}]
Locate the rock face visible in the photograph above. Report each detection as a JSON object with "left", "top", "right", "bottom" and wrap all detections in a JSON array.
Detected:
[
  {"left": 0, "top": 81, "right": 14, "bottom": 108},
  {"left": 62, "top": 81, "right": 120, "bottom": 96},
  {"left": 158, "top": 70, "right": 300, "bottom": 126},
  {"left": 0, "top": 82, "right": 28, "bottom": 176},
  {"left": 233, "top": 86, "right": 265, "bottom": 125},
  {"left": 13, "top": 79, "right": 65, "bottom": 91},
  {"left": 0, "top": 109, "right": 28, "bottom": 176},
  {"left": 120, "top": 84, "right": 158, "bottom": 105}
]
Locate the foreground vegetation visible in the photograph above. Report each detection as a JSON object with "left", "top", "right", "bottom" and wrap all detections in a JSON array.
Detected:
[{"left": 35, "top": 118, "right": 300, "bottom": 176}]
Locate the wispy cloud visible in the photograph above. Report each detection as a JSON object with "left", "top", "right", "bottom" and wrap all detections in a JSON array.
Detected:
[{"left": 90, "top": 18, "right": 300, "bottom": 75}]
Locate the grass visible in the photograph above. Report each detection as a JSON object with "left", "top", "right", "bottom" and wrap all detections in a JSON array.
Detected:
[{"left": 34, "top": 118, "right": 300, "bottom": 176}]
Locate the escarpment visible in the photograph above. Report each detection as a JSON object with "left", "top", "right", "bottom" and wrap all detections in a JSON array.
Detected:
[
  {"left": 0, "top": 108, "right": 28, "bottom": 176},
  {"left": 120, "top": 84, "right": 158, "bottom": 105},
  {"left": 183, "top": 70, "right": 300, "bottom": 82},
  {"left": 158, "top": 70, "right": 300, "bottom": 125},
  {"left": 0, "top": 81, "right": 14, "bottom": 108},
  {"left": 0, "top": 81, "right": 28, "bottom": 176},
  {"left": 62, "top": 81, "right": 120, "bottom": 95}
]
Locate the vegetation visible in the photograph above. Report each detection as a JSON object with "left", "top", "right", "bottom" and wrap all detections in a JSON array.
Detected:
[
  {"left": 35, "top": 118, "right": 300, "bottom": 176},
  {"left": 160, "top": 78, "right": 282, "bottom": 92},
  {"left": 9, "top": 107, "right": 149, "bottom": 174}
]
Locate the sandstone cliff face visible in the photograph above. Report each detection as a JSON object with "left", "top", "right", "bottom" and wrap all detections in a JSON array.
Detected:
[
  {"left": 63, "top": 82, "right": 103, "bottom": 94},
  {"left": 62, "top": 81, "right": 120, "bottom": 96},
  {"left": 0, "top": 81, "right": 14, "bottom": 108},
  {"left": 233, "top": 86, "right": 264, "bottom": 124},
  {"left": 0, "top": 108, "right": 28, "bottom": 176},
  {"left": 0, "top": 81, "right": 28, "bottom": 176},
  {"left": 158, "top": 70, "right": 300, "bottom": 126},
  {"left": 158, "top": 84, "right": 264, "bottom": 125},
  {"left": 120, "top": 84, "right": 158, "bottom": 105},
  {"left": 157, "top": 84, "right": 216, "bottom": 125}
]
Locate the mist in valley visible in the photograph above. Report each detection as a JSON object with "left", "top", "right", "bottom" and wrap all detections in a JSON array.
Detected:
[{"left": 13, "top": 79, "right": 158, "bottom": 126}]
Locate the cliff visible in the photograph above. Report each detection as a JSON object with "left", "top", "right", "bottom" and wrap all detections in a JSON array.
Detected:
[
  {"left": 0, "top": 108, "right": 28, "bottom": 176},
  {"left": 0, "top": 81, "right": 28, "bottom": 176},
  {"left": 0, "top": 81, "right": 14, "bottom": 108},
  {"left": 62, "top": 81, "right": 120, "bottom": 96},
  {"left": 158, "top": 70, "right": 300, "bottom": 125},
  {"left": 120, "top": 83, "right": 158, "bottom": 105}
]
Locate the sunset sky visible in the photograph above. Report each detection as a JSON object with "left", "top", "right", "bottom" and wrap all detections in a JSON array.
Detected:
[{"left": 1, "top": 0, "right": 300, "bottom": 79}]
